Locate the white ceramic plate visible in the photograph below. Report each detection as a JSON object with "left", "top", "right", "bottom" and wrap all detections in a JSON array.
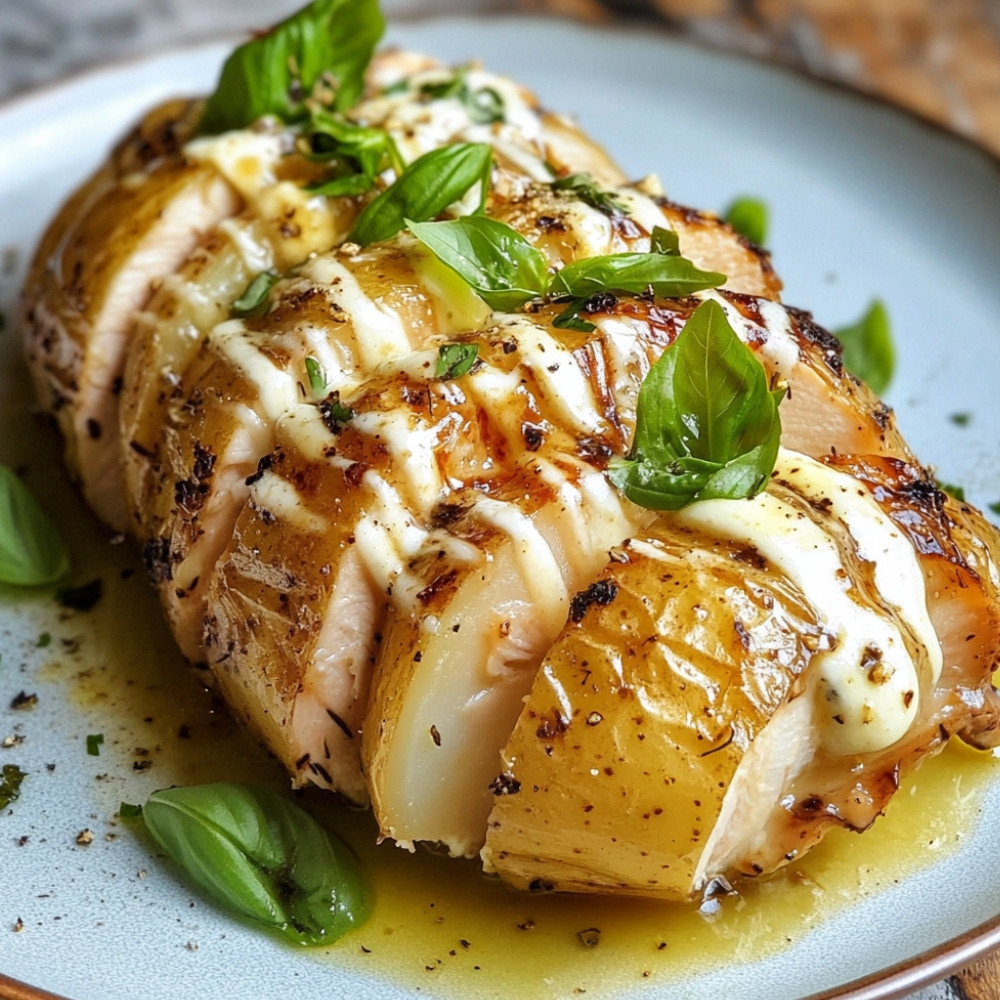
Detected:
[{"left": 3, "top": 15, "right": 1000, "bottom": 1000}]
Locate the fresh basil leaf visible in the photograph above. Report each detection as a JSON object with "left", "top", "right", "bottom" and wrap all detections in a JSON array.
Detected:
[
  {"left": 608, "top": 299, "right": 782, "bottom": 510},
  {"left": 552, "top": 172, "right": 628, "bottom": 216},
  {"left": 304, "top": 357, "right": 327, "bottom": 394},
  {"left": 435, "top": 343, "right": 479, "bottom": 379},
  {"left": 650, "top": 226, "right": 680, "bottom": 256},
  {"left": 348, "top": 143, "right": 493, "bottom": 246},
  {"left": 0, "top": 466, "right": 69, "bottom": 587},
  {"left": 833, "top": 299, "right": 894, "bottom": 396},
  {"left": 232, "top": 272, "right": 279, "bottom": 318},
  {"left": 407, "top": 216, "right": 547, "bottom": 311},
  {"left": 143, "top": 782, "right": 369, "bottom": 946},
  {"left": 199, "top": 0, "right": 384, "bottom": 134},
  {"left": 723, "top": 196, "right": 769, "bottom": 247},
  {"left": 550, "top": 254, "right": 725, "bottom": 300}
]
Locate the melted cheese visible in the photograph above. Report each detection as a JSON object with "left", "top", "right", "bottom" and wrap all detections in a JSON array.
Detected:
[{"left": 675, "top": 449, "right": 935, "bottom": 756}]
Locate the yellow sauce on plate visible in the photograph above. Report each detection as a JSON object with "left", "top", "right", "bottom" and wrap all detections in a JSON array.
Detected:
[{"left": 31, "top": 484, "right": 999, "bottom": 1000}]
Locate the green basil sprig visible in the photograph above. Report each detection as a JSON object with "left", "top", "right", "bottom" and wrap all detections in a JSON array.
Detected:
[
  {"left": 552, "top": 172, "right": 628, "bottom": 216},
  {"left": 723, "top": 195, "right": 769, "bottom": 246},
  {"left": 0, "top": 465, "right": 69, "bottom": 587},
  {"left": 199, "top": 0, "right": 384, "bottom": 135},
  {"left": 407, "top": 215, "right": 723, "bottom": 325},
  {"left": 303, "top": 111, "right": 403, "bottom": 198},
  {"left": 833, "top": 299, "right": 894, "bottom": 396},
  {"left": 348, "top": 143, "right": 493, "bottom": 246},
  {"left": 408, "top": 216, "right": 547, "bottom": 311},
  {"left": 608, "top": 299, "right": 784, "bottom": 510},
  {"left": 143, "top": 782, "right": 369, "bottom": 946}
]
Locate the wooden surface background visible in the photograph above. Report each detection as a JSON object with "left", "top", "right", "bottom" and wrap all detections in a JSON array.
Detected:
[{"left": 521, "top": 0, "right": 1000, "bottom": 160}]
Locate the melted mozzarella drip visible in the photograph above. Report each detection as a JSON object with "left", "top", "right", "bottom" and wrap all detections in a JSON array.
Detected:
[
  {"left": 305, "top": 256, "right": 412, "bottom": 369},
  {"left": 674, "top": 449, "right": 936, "bottom": 756},
  {"left": 211, "top": 320, "right": 300, "bottom": 421}
]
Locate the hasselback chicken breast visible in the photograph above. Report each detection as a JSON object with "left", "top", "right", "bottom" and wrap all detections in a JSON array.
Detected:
[{"left": 23, "top": 0, "right": 1000, "bottom": 902}]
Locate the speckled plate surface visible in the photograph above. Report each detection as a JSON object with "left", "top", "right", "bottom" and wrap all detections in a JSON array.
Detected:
[{"left": 3, "top": 16, "right": 1000, "bottom": 1000}]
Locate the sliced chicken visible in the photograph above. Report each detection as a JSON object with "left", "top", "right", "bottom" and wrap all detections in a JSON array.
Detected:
[
  {"left": 482, "top": 451, "right": 1000, "bottom": 897},
  {"left": 22, "top": 101, "right": 241, "bottom": 530},
  {"left": 192, "top": 284, "right": 918, "bottom": 848}
]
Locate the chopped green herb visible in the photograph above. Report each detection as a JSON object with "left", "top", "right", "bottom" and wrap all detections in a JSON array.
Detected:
[
  {"left": 467, "top": 86, "right": 504, "bottom": 125},
  {"left": 231, "top": 272, "right": 279, "bottom": 318},
  {"left": 198, "top": 0, "right": 384, "bottom": 134},
  {"left": 650, "top": 226, "right": 681, "bottom": 256},
  {"left": 435, "top": 343, "right": 479, "bottom": 380},
  {"left": 989, "top": 501, "right": 1000, "bottom": 516},
  {"left": 407, "top": 215, "right": 547, "bottom": 311},
  {"left": 306, "top": 173, "right": 374, "bottom": 198},
  {"left": 86, "top": 733, "right": 104, "bottom": 757},
  {"left": 833, "top": 299, "right": 894, "bottom": 396},
  {"left": 0, "top": 466, "right": 69, "bottom": 587},
  {"left": 348, "top": 142, "right": 493, "bottom": 246},
  {"left": 36, "top": 632, "right": 51, "bottom": 648},
  {"left": 0, "top": 764, "right": 25, "bottom": 810},
  {"left": 381, "top": 79, "right": 409, "bottom": 96},
  {"left": 420, "top": 69, "right": 505, "bottom": 125},
  {"left": 318, "top": 393, "right": 354, "bottom": 434},
  {"left": 609, "top": 299, "right": 784, "bottom": 510},
  {"left": 949, "top": 412, "right": 971, "bottom": 427},
  {"left": 119, "top": 802, "right": 143, "bottom": 819},
  {"left": 302, "top": 112, "right": 403, "bottom": 197},
  {"left": 143, "top": 782, "right": 370, "bottom": 946},
  {"left": 723, "top": 196, "right": 769, "bottom": 246},
  {"left": 305, "top": 357, "right": 327, "bottom": 395},
  {"left": 552, "top": 172, "right": 628, "bottom": 216},
  {"left": 552, "top": 301, "right": 596, "bottom": 333},
  {"left": 936, "top": 481, "right": 965, "bottom": 501}
]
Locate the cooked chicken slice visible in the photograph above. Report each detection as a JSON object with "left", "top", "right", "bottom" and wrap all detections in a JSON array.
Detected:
[
  {"left": 22, "top": 102, "right": 240, "bottom": 531},
  {"left": 488, "top": 177, "right": 782, "bottom": 300},
  {"left": 120, "top": 155, "right": 359, "bottom": 545},
  {"left": 482, "top": 451, "right": 1000, "bottom": 897},
  {"left": 191, "top": 286, "right": 911, "bottom": 847},
  {"left": 139, "top": 241, "right": 488, "bottom": 661}
]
